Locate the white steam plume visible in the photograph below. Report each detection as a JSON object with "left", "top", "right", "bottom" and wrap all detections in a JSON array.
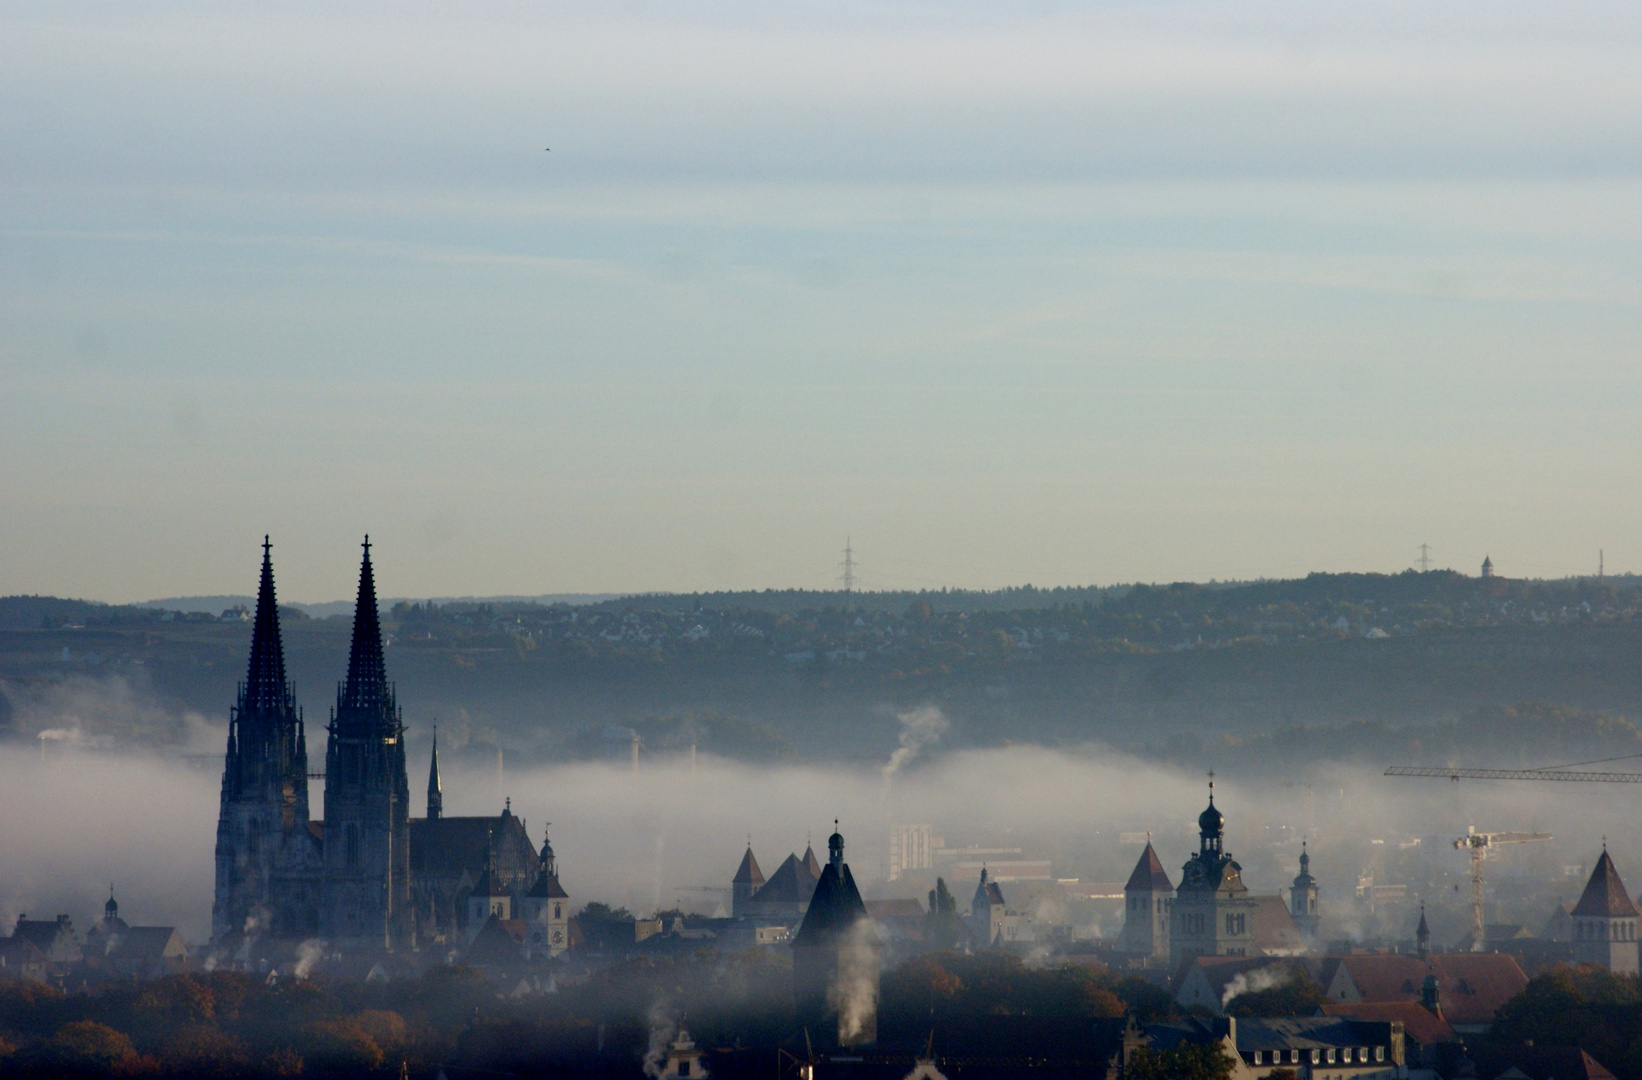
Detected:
[
  {"left": 294, "top": 938, "right": 327, "bottom": 980},
  {"left": 831, "top": 920, "right": 881, "bottom": 1047},
  {"left": 1222, "top": 964, "right": 1292, "bottom": 1007},
  {"left": 642, "top": 1000, "right": 674, "bottom": 1080},
  {"left": 880, "top": 705, "right": 949, "bottom": 796}
]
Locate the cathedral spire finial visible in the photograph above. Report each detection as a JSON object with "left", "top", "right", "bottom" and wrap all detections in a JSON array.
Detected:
[
  {"left": 337, "top": 536, "right": 394, "bottom": 731},
  {"left": 426, "top": 724, "right": 443, "bottom": 821},
  {"left": 241, "top": 535, "right": 293, "bottom": 717}
]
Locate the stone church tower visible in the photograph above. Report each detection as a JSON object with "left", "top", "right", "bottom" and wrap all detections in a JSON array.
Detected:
[
  {"left": 320, "top": 538, "right": 413, "bottom": 949},
  {"left": 212, "top": 539, "right": 320, "bottom": 942},
  {"left": 1571, "top": 846, "right": 1640, "bottom": 975},
  {"left": 1120, "top": 841, "right": 1174, "bottom": 965},
  {"left": 1170, "top": 780, "right": 1257, "bottom": 967}
]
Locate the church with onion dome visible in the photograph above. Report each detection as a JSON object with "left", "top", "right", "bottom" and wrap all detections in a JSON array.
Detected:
[
  {"left": 1170, "top": 778, "right": 1260, "bottom": 966},
  {"left": 1117, "top": 778, "right": 1318, "bottom": 969}
]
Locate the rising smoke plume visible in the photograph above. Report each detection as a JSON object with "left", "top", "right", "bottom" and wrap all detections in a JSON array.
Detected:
[
  {"left": 1221, "top": 964, "right": 1292, "bottom": 1007},
  {"left": 880, "top": 705, "right": 949, "bottom": 796},
  {"left": 831, "top": 919, "right": 881, "bottom": 1047}
]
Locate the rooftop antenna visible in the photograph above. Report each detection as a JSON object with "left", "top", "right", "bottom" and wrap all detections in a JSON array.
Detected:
[{"left": 1418, "top": 544, "right": 1432, "bottom": 573}]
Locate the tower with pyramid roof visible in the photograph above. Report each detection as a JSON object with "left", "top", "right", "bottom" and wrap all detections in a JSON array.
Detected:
[
  {"left": 731, "top": 843, "right": 765, "bottom": 917},
  {"left": 320, "top": 538, "right": 413, "bottom": 948},
  {"left": 212, "top": 538, "right": 321, "bottom": 942},
  {"left": 1570, "top": 846, "right": 1640, "bottom": 975},
  {"left": 1120, "top": 840, "right": 1174, "bottom": 964}
]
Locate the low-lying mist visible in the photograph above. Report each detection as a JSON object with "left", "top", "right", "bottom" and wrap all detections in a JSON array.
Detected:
[{"left": 2, "top": 697, "right": 1636, "bottom": 950}]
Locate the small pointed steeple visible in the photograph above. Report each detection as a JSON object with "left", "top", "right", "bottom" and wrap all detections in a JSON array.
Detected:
[
  {"left": 335, "top": 536, "right": 397, "bottom": 733},
  {"left": 427, "top": 726, "right": 443, "bottom": 821},
  {"left": 540, "top": 824, "right": 556, "bottom": 877},
  {"left": 1416, "top": 902, "right": 1431, "bottom": 957},
  {"left": 241, "top": 536, "right": 294, "bottom": 717}
]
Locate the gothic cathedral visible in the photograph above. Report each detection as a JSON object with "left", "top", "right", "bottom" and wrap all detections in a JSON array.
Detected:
[{"left": 212, "top": 537, "right": 570, "bottom": 955}]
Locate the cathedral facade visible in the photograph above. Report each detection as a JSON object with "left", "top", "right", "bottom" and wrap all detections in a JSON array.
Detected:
[{"left": 212, "top": 538, "right": 568, "bottom": 954}]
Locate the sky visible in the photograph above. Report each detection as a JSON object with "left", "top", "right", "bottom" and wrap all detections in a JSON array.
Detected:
[{"left": 4, "top": 1, "right": 1642, "bottom": 603}]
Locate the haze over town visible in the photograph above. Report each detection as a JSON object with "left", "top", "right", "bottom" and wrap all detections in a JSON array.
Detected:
[{"left": 5, "top": 1, "right": 1642, "bottom": 1078}]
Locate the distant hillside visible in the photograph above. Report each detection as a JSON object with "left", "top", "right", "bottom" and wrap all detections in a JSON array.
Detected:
[
  {"left": 141, "top": 594, "right": 627, "bottom": 619},
  {"left": 7, "top": 568, "right": 1642, "bottom": 764}
]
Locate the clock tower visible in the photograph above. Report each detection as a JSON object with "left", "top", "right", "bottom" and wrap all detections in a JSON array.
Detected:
[{"left": 1170, "top": 777, "right": 1257, "bottom": 968}]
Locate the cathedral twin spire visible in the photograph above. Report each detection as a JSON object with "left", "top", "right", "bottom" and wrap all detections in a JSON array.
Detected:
[
  {"left": 334, "top": 536, "right": 399, "bottom": 735},
  {"left": 240, "top": 536, "right": 296, "bottom": 720}
]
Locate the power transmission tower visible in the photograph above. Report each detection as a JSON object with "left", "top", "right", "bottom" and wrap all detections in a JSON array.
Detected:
[
  {"left": 1418, "top": 544, "right": 1432, "bottom": 573},
  {"left": 838, "top": 538, "right": 855, "bottom": 601},
  {"left": 1600, "top": 549, "right": 1604, "bottom": 578}
]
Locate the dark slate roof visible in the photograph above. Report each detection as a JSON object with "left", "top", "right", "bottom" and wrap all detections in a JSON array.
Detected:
[
  {"left": 104, "top": 927, "right": 185, "bottom": 961},
  {"left": 801, "top": 846, "right": 822, "bottom": 879},
  {"left": 1125, "top": 843, "right": 1175, "bottom": 892},
  {"left": 1572, "top": 850, "right": 1641, "bottom": 918},
  {"left": 1230, "top": 1017, "right": 1394, "bottom": 1052},
  {"left": 12, "top": 919, "right": 74, "bottom": 949},
  {"left": 733, "top": 846, "right": 764, "bottom": 886},
  {"left": 792, "top": 862, "right": 868, "bottom": 947},
  {"left": 526, "top": 871, "right": 569, "bottom": 899},
  {"left": 754, "top": 853, "right": 819, "bottom": 905},
  {"left": 470, "top": 863, "right": 507, "bottom": 898},
  {"left": 411, "top": 813, "right": 538, "bottom": 881},
  {"left": 465, "top": 916, "right": 529, "bottom": 965}
]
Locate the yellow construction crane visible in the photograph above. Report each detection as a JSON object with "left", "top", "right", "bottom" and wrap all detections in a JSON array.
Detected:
[
  {"left": 1386, "top": 761, "right": 1642, "bottom": 949},
  {"left": 1451, "top": 827, "right": 1551, "bottom": 951}
]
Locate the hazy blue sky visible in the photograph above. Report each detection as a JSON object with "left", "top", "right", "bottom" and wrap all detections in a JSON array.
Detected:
[{"left": 4, "top": 1, "right": 1642, "bottom": 602}]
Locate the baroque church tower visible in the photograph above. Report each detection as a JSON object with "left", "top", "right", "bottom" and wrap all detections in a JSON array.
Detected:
[
  {"left": 1170, "top": 778, "right": 1256, "bottom": 967},
  {"left": 1290, "top": 841, "right": 1320, "bottom": 942},
  {"left": 212, "top": 539, "right": 319, "bottom": 942},
  {"left": 320, "top": 538, "right": 413, "bottom": 948}
]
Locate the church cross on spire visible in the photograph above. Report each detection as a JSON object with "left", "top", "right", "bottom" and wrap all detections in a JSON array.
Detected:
[
  {"left": 335, "top": 535, "right": 396, "bottom": 733},
  {"left": 241, "top": 535, "right": 294, "bottom": 717}
]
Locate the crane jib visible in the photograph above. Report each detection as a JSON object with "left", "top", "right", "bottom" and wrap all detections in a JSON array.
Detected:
[{"left": 1385, "top": 766, "right": 1642, "bottom": 783}]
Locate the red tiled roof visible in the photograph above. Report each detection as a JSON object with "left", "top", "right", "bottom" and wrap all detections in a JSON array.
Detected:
[
  {"left": 865, "top": 899, "right": 925, "bottom": 920},
  {"left": 1126, "top": 843, "right": 1175, "bottom": 893},
  {"left": 1250, "top": 895, "right": 1302, "bottom": 950},
  {"left": 1320, "top": 1002, "right": 1457, "bottom": 1046},
  {"left": 1334, "top": 954, "right": 1527, "bottom": 1026},
  {"left": 732, "top": 846, "right": 765, "bottom": 886}
]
